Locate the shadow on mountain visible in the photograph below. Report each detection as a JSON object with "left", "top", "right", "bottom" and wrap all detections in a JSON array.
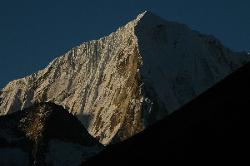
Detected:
[
  {"left": 83, "top": 61, "right": 250, "bottom": 164},
  {"left": 76, "top": 113, "right": 92, "bottom": 130},
  {"left": 0, "top": 102, "right": 103, "bottom": 166}
]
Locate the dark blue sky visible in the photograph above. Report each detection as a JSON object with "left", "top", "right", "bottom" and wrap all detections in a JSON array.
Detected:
[{"left": 0, "top": 0, "right": 249, "bottom": 88}]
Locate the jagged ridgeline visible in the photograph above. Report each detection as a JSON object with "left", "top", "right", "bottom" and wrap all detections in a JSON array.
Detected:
[{"left": 0, "top": 11, "right": 249, "bottom": 145}]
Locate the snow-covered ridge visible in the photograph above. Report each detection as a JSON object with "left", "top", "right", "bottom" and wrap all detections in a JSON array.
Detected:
[{"left": 0, "top": 11, "right": 249, "bottom": 145}]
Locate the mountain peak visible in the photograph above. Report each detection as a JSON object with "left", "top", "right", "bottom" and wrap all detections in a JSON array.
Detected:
[
  {"left": 0, "top": 11, "right": 249, "bottom": 145},
  {"left": 133, "top": 10, "right": 167, "bottom": 26},
  {"left": 135, "top": 10, "right": 161, "bottom": 19},
  {"left": 135, "top": 10, "right": 148, "bottom": 20}
]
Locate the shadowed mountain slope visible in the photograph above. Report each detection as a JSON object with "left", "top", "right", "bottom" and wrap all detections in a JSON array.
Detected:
[
  {"left": 0, "top": 102, "right": 103, "bottom": 166},
  {"left": 84, "top": 61, "right": 250, "bottom": 164}
]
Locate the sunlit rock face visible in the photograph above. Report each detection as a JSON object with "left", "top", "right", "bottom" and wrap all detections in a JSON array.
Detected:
[{"left": 0, "top": 11, "right": 249, "bottom": 145}]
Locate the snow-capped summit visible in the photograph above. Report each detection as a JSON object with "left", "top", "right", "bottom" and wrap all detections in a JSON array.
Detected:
[{"left": 0, "top": 11, "right": 249, "bottom": 145}]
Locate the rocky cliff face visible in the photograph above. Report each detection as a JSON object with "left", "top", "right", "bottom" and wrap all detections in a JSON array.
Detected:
[
  {"left": 0, "top": 11, "right": 249, "bottom": 145},
  {"left": 0, "top": 102, "right": 103, "bottom": 166},
  {"left": 84, "top": 59, "right": 250, "bottom": 165}
]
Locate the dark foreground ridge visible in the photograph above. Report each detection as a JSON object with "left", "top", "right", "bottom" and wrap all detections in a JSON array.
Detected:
[
  {"left": 83, "top": 61, "right": 250, "bottom": 164},
  {"left": 0, "top": 102, "right": 103, "bottom": 166}
]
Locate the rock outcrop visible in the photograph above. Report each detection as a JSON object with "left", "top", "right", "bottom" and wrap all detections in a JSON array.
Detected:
[{"left": 0, "top": 102, "right": 103, "bottom": 166}]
